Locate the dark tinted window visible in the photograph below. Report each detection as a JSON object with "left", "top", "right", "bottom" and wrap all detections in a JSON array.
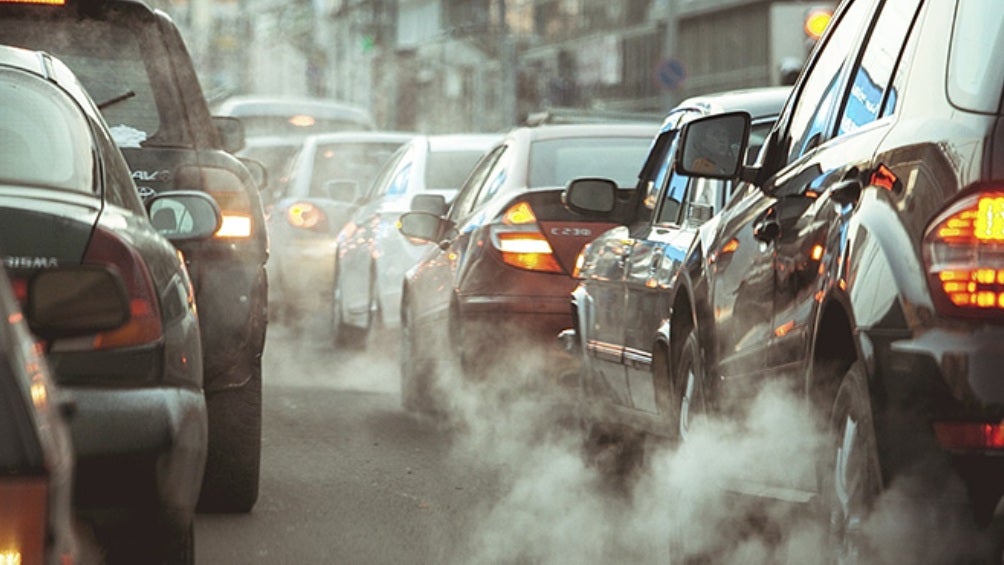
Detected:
[
  {"left": 0, "top": 19, "right": 165, "bottom": 147},
  {"left": 948, "top": 0, "right": 1004, "bottom": 113},
  {"left": 528, "top": 137, "right": 651, "bottom": 189},
  {"left": 0, "top": 69, "right": 94, "bottom": 192}
]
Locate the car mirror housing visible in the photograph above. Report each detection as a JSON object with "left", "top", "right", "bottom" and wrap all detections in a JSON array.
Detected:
[
  {"left": 397, "top": 211, "right": 447, "bottom": 244},
  {"left": 563, "top": 177, "right": 618, "bottom": 215},
  {"left": 27, "top": 266, "right": 131, "bottom": 340},
  {"left": 146, "top": 190, "right": 223, "bottom": 242},
  {"left": 411, "top": 194, "right": 448, "bottom": 216},
  {"left": 676, "top": 111, "right": 751, "bottom": 180},
  {"left": 212, "top": 116, "right": 246, "bottom": 154}
]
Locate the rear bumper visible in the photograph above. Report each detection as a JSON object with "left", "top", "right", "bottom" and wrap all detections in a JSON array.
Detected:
[{"left": 69, "top": 386, "right": 207, "bottom": 520}]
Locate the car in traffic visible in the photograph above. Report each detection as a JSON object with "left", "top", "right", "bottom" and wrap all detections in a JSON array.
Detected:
[
  {"left": 0, "top": 44, "right": 222, "bottom": 563},
  {"left": 0, "top": 0, "right": 270, "bottom": 513},
  {"left": 665, "top": 0, "right": 1004, "bottom": 559},
  {"left": 214, "top": 94, "right": 376, "bottom": 138},
  {"left": 268, "top": 131, "right": 414, "bottom": 325},
  {"left": 560, "top": 86, "right": 789, "bottom": 463},
  {"left": 332, "top": 133, "right": 500, "bottom": 348},
  {"left": 0, "top": 264, "right": 79, "bottom": 565},
  {"left": 396, "top": 123, "right": 658, "bottom": 412}
]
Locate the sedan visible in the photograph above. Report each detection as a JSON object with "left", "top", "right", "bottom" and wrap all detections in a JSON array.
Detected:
[
  {"left": 397, "top": 123, "right": 657, "bottom": 412},
  {"left": 0, "top": 45, "right": 220, "bottom": 564},
  {"left": 266, "top": 131, "right": 414, "bottom": 323},
  {"left": 331, "top": 133, "right": 501, "bottom": 348}
]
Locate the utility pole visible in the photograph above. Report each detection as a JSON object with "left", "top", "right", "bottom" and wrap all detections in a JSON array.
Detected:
[{"left": 498, "top": 0, "right": 517, "bottom": 129}]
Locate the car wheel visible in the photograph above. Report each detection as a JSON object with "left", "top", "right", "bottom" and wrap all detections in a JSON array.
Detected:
[
  {"left": 825, "top": 362, "right": 881, "bottom": 565},
  {"left": 198, "top": 355, "right": 263, "bottom": 513},
  {"left": 676, "top": 328, "right": 706, "bottom": 442},
  {"left": 331, "top": 268, "right": 367, "bottom": 349}
]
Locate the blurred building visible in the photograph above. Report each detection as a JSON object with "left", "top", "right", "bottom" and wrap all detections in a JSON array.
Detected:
[{"left": 165, "top": 0, "right": 833, "bottom": 132}]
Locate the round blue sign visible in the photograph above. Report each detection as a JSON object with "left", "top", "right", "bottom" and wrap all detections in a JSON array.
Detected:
[{"left": 656, "top": 58, "right": 687, "bottom": 90}]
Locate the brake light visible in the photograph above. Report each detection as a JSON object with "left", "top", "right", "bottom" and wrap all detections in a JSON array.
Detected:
[
  {"left": 79, "top": 226, "right": 162, "bottom": 350},
  {"left": 0, "top": 477, "right": 47, "bottom": 565},
  {"left": 934, "top": 422, "right": 1004, "bottom": 451},
  {"left": 286, "top": 202, "right": 327, "bottom": 231},
  {"left": 923, "top": 191, "right": 1004, "bottom": 314},
  {"left": 176, "top": 166, "right": 255, "bottom": 239},
  {"left": 490, "top": 202, "right": 563, "bottom": 273}
]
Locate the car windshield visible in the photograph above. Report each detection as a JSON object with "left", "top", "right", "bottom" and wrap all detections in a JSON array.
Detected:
[
  {"left": 308, "top": 142, "right": 404, "bottom": 198},
  {"left": 0, "top": 69, "right": 94, "bottom": 192},
  {"left": 425, "top": 150, "right": 487, "bottom": 190},
  {"left": 238, "top": 116, "right": 371, "bottom": 138},
  {"left": 528, "top": 137, "right": 652, "bottom": 188},
  {"left": 0, "top": 18, "right": 169, "bottom": 148}
]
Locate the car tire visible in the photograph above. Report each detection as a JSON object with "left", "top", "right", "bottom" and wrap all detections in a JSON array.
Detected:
[
  {"left": 400, "top": 312, "right": 437, "bottom": 414},
  {"left": 331, "top": 268, "right": 367, "bottom": 349},
  {"left": 675, "top": 328, "right": 706, "bottom": 442},
  {"left": 824, "top": 361, "right": 882, "bottom": 565},
  {"left": 198, "top": 355, "right": 263, "bottom": 513}
]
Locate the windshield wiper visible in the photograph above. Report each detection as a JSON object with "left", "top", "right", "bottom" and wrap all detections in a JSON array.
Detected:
[{"left": 98, "top": 90, "right": 136, "bottom": 110}]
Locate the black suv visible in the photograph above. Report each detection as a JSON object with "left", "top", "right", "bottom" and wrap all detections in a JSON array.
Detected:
[
  {"left": 667, "top": 0, "right": 1004, "bottom": 559},
  {"left": 0, "top": 0, "right": 269, "bottom": 512}
]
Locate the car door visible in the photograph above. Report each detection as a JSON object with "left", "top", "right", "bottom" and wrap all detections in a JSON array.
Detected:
[{"left": 768, "top": 0, "right": 924, "bottom": 376}]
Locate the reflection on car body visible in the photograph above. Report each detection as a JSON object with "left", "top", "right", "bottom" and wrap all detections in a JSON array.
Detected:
[
  {"left": 0, "top": 44, "right": 222, "bottom": 563},
  {"left": 397, "top": 123, "right": 658, "bottom": 413}
]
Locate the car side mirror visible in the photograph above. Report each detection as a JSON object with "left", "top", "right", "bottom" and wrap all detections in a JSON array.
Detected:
[
  {"left": 212, "top": 116, "right": 246, "bottom": 154},
  {"left": 676, "top": 111, "right": 751, "bottom": 180},
  {"left": 563, "top": 177, "right": 618, "bottom": 215},
  {"left": 26, "top": 266, "right": 130, "bottom": 340},
  {"left": 397, "top": 211, "right": 449, "bottom": 245},
  {"left": 323, "top": 179, "right": 361, "bottom": 203},
  {"left": 146, "top": 191, "right": 223, "bottom": 242},
  {"left": 410, "top": 194, "right": 448, "bottom": 215}
]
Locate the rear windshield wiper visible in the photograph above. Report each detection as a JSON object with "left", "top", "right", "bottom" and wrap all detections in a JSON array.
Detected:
[{"left": 98, "top": 90, "right": 136, "bottom": 110}]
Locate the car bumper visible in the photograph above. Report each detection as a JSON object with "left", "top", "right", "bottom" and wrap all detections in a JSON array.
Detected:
[{"left": 69, "top": 386, "right": 207, "bottom": 518}]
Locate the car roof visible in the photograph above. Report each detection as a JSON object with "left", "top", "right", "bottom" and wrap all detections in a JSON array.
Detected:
[
  {"left": 419, "top": 133, "right": 503, "bottom": 152},
  {"left": 672, "top": 86, "right": 791, "bottom": 122},
  {"left": 215, "top": 95, "right": 374, "bottom": 123},
  {"left": 507, "top": 122, "right": 660, "bottom": 144},
  {"left": 301, "top": 131, "right": 417, "bottom": 146}
]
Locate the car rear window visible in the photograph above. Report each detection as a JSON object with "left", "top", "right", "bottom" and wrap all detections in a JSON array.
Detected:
[
  {"left": 948, "top": 0, "right": 1004, "bottom": 113},
  {"left": 308, "top": 142, "right": 404, "bottom": 198},
  {"left": 0, "top": 17, "right": 167, "bottom": 147},
  {"left": 529, "top": 137, "right": 652, "bottom": 189},
  {"left": 425, "top": 150, "right": 486, "bottom": 190},
  {"left": 0, "top": 69, "right": 94, "bottom": 193}
]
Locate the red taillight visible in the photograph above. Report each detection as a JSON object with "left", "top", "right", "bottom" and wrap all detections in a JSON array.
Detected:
[
  {"left": 934, "top": 422, "right": 1004, "bottom": 451},
  {"left": 0, "top": 477, "right": 47, "bottom": 565},
  {"left": 81, "top": 226, "right": 162, "bottom": 350},
  {"left": 286, "top": 201, "right": 327, "bottom": 231},
  {"left": 923, "top": 191, "right": 1004, "bottom": 314},
  {"left": 490, "top": 202, "right": 563, "bottom": 274}
]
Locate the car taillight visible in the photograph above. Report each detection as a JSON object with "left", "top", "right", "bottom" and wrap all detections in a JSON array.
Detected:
[
  {"left": 176, "top": 166, "right": 255, "bottom": 239},
  {"left": 76, "top": 226, "right": 162, "bottom": 351},
  {"left": 286, "top": 201, "right": 328, "bottom": 231},
  {"left": 923, "top": 191, "right": 1004, "bottom": 315},
  {"left": 489, "top": 201, "right": 563, "bottom": 273},
  {"left": 0, "top": 477, "right": 47, "bottom": 565},
  {"left": 933, "top": 421, "right": 1004, "bottom": 451}
]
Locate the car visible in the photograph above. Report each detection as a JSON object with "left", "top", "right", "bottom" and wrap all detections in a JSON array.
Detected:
[
  {"left": 331, "top": 133, "right": 501, "bottom": 348},
  {"left": 560, "top": 86, "right": 789, "bottom": 464},
  {"left": 0, "top": 0, "right": 270, "bottom": 513},
  {"left": 666, "top": 0, "right": 1004, "bottom": 559},
  {"left": 396, "top": 123, "right": 658, "bottom": 412},
  {"left": 0, "top": 265, "right": 79, "bottom": 565},
  {"left": 214, "top": 94, "right": 376, "bottom": 139},
  {"left": 0, "top": 44, "right": 222, "bottom": 563},
  {"left": 266, "top": 131, "right": 415, "bottom": 325}
]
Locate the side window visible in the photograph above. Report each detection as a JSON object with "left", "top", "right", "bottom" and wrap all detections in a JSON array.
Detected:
[
  {"left": 385, "top": 159, "right": 413, "bottom": 197},
  {"left": 449, "top": 146, "right": 505, "bottom": 221},
  {"left": 472, "top": 146, "right": 515, "bottom": 211},
  {"left": 366, "top": 148, "right": 406, "bottom": 201},
  {"left": 837, "top": 0, "right": 922, "bottom": 134},
  {"left": 656, "top": 167, "right": 689, "bottom": 224},
  {"left": 787, "top": 0, "right": 878, "bottom": 161}
]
